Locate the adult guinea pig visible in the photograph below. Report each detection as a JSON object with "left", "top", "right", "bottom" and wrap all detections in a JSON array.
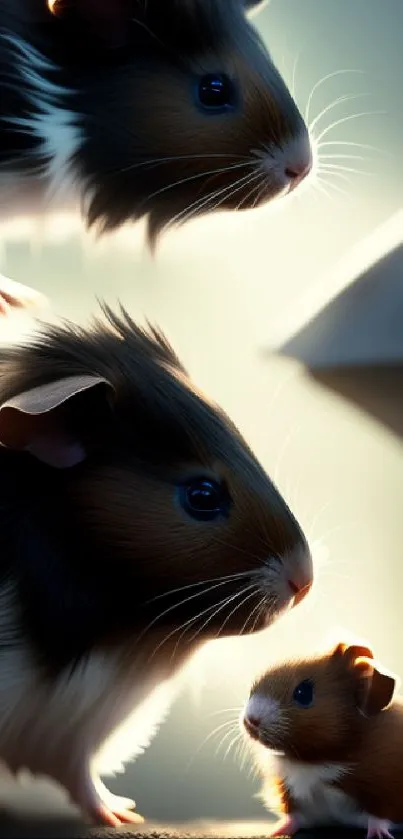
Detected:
[
  {"left": 0, "top": 305, "right": 312, "bottom": 825},
  {"left": 243, "top": 641, "right": 402, "bottom": 839},
  {"left": 0, "top": 0, "right": 312, "bottom": 242}
]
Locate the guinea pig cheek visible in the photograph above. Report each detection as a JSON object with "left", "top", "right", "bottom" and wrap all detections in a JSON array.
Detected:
[{"left": 243, "top": 693, "right": 284, "bottom": 750}]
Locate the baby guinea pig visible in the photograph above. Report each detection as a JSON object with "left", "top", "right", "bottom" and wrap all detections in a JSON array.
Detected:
[
  {"left": 0, "top": 0, "right": 312, "bottom": 243},
  {"left": 0, "top": 305, "right": 312, "bottom": 825},
  {"left": 243, "top": 641, "right": 403, "bottom": 839}
]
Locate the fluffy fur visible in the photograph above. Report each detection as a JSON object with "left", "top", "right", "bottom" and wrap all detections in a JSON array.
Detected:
[
  {"left": 243, "top": 642, "right": 403, "bottom": 839},
  {"left": 0, "top": 0, "right": 312, "bottom": 243},
  {"left": 0, "top": 306, "right": 312, "bottom": 824}
]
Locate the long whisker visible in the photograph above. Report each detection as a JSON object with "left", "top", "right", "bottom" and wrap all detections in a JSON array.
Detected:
[
  {"left": 309, "top": 92, "right": 371, "bottom": 134},
  {"left": 318, "top": 162, "right": 373, "bottom": 176},
  {"left": 113, "top": 152, "right": 253, "bottom": 178},
  {"left": 154, "top": 586, "right": 253, "bottom": 661},
  {"left": 214, "top": 586, "right": 261, "bottom": 640},
  {"left": 236, "top": 175, "right": 266, "bottom": 211},
  {"left": 168, "top": 170, "right": 260, "bottom": 229},
  {"left": 139, "top": 575, "right": 251, "bottom": 640},
  {"left": 186, "top": 718, "right": 238, "bottom": 771},
  {"left": 304, "top": 69, "right": 365, "bottom": 124},
  {"left": 319, "top": 153, "right": 375, "bottom": 161},
  {"left": 143, "top": 160, "right": 256, "bottom": 207},
  {"left": 318, "top": 175, "right": 350, "bottom": 198},
  {"left": 224, "top": 731, "right": 245, "bottom": 762},
  {"left": 145, "top": 571, "right": 252, "bottom": 604},
  {"left": 187, "top": 584, "right": 259, "bottom": 646},
  {"left": 316, "top": 140, "right": 387, "bottom": 155},
  {"left": 314, "top": 110, "right": 386, "bottom": 144}
]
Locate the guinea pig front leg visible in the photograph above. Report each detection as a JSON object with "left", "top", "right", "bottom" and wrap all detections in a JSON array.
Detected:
[
  {"left": 367, "top": 816, "right": 394, "bottom": 839},
  {"left": 67, "top": 765, "right": 144, "bottom": 826}
]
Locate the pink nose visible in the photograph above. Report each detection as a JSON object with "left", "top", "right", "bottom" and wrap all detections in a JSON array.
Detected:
[
  {"left": 288, "top": 578, "right": 312, "bottom": 607},
  {"left": 243, "top": 714, "right": 261, "bottom": 737},
  {"left": 285, "top": 160, "right": 312, "bottom": 189}
]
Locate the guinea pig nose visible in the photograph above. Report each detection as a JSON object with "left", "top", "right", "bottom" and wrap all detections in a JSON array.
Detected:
[
  {"left": 243, "top": 713, "right": 261, "bottom": 738},
  {"left": 285, "top": 160, "right": 312, "bottom": 188},
  {"left": 288, "top": 578, "right": 312, "bottom": 607}
]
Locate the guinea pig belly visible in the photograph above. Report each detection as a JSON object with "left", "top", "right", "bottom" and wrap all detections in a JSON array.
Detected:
[
  {"left": 273, "top": 758, "right": 369, "bottom": 829},
  {"left": 0, "top": 620, "right": 174, "bottom": 788}
]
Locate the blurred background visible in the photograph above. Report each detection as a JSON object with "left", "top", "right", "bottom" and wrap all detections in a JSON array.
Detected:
[{"left": 0, "top": 0, "right": 402, "bottom": 825}]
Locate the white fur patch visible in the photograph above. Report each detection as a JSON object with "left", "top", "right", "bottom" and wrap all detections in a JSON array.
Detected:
[
  {"left": 245, "top": 693, "right": 280, "bottom": 726},
  {"left": 0, "top": 585, "right": 178, "bottom": 815},
  {"left": 271, "top": 756, "right": 368, "bottom": 829},
  {"left": 1, "top": 34, "right": 83, "bottom": 204}
]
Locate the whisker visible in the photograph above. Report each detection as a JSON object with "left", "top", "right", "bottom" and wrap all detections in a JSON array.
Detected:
[
  {"left": 314, "top": 111, "right": 386, "bottom": 145},
  {"left": 139, "top": 575, "right": 251, "bottom": 640},
  {"left": 236, "top": 175, "right": 266, "bottom": 211},
  {"left": 187, "top": 584, "right": 259, "bottom": 646},
  {"left": 145, "top": 571, "right": 252, "bottom": 604},
  {"left": 304, "top": 69, "right": 365, "bottom": 124},
  {"left": 319, "top": 170, "right": 352, "bottom": 185},
  {"left": 153, "top": 586, "right": 254, "bottom": 661},
  {"left": 169, "top": 171, "right": 260, "bottom": 229},
  {"left": 186, "top": 718, "right": 238, "bottom": 772},
  {"left": 318, "top": 175, "right": 350, "bottom": 198},
  {"left": 207, "top": 707, "right": 243, "bottom": 719},
  {"left": 112, "top": 152, "right": 253, "bottom": 178},
  {"left": 214, "top": 586, "right": 261, "bottom": 640},
  {"left": 319, "top": 153, "right": 375, "bottom": 161},
  {"left": 318, "top": 163, "right": 373, "bottom": 176},
  {"left": 143, "top": 160, "right": 256, "bottom": 207},
  {"left": 316, "top": 140, "right": 387, "bottom": 155},
  {"left": 309, "top": 92, "right": 371, "bottom": 134}
]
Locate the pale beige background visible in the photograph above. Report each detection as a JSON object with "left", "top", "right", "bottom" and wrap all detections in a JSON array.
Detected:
[{"left": 0, "top": 0, "right": 402, "bottom": 824}]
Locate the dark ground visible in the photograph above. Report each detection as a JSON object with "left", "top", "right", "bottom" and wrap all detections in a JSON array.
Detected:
[{"left": 0, "top": 819, "right": 401, "bottom": 839}]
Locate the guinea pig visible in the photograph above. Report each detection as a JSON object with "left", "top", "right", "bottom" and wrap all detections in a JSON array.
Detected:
[
  {"left": 0, "top": 0, "right": 312, "bottom": 241},
  {"left": 0, "top": 304, "right": 313, "bottom": 825},
  {"left": 242, "top": 641, "right": 402, "bottom": 839}
]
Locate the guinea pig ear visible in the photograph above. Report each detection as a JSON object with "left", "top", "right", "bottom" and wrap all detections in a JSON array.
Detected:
[
  {"left": 48, "top": 0, "right": 134, "bottom": 49},
  {"left": 0, "top": 375, "right": 114, "bottom": 468},
  {"left": 333, "top": 642, "right": 374, "bottom": 663},
  {"left": 354, "top": 656, "right": 398, "bottom": 716}
]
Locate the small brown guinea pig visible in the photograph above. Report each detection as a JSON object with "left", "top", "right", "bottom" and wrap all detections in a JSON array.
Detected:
[
  {"left": 0, "top": 305, "right": 312, "bottom": 825},
  {"left": 0, "top": 0, "right": 312, "bottom": 244},
  {"left": 242, "top": 641, "right": 403, "bottom": 839}
]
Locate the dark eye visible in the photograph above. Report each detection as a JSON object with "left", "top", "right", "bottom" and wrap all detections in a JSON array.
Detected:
[
  {"left": 197, "top": 74, "right": 236, "bottom": 111},
  {"left": 179, "top": 478, "right": 230, "bottom": 521},
  {"left": 292, "top": 679, "right": 314, "bottom": 708}
]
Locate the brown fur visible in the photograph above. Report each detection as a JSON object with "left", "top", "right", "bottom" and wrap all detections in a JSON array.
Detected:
[
  {"left": 0, "top": 305, "right": 312, "bottom": 673},
  {"left": 248, "top": 642, "right": 403, "bottom": 824}
]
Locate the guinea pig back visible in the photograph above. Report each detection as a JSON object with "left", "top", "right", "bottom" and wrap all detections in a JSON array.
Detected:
[{"left": 0, "top": 306, "right": 312, "bottom": 676}]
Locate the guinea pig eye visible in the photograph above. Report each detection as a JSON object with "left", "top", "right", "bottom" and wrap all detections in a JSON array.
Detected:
[
  {"left": 179, "top": 478, "right": 230, "bottom": 522},
  {"left": 292, "top": 679, "right": 314, "bottom": 708},
  {"left": 197, "top": 74, "right": 236, "bottom": 111}
]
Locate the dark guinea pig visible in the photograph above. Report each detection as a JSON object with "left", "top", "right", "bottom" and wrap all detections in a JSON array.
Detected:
[
  {"left": 0, "top": 305, "right": 312, "bottom": 825},
  {"left": 0, "top": 0, "right": 312, "bottom": 242},
  {"left": 243, "top": 642, "right": 402, "bottom": 839}
]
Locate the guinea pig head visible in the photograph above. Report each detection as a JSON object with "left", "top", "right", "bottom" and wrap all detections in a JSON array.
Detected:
[
  {"left": 243, "top": 643, "right": 398, "bottom": 762},
  {"left": 0, "top": 307, "right": 312, "bottom": 669},
  {"left": 46, "top": 0, "right": 312, "bottom": 244}
]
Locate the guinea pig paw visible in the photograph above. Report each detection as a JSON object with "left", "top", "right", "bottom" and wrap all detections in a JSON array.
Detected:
[
  {"left": 90, "top": 801, "right": 144, "bottom": 827},
  {"left": 269, "top": 813, "right": 300, "bottom": 837},
  {"left": 367, "top": 816, "right": 394, "bottom": 839},
  {"left": 70, "top": 771, "right": 144, "bottom": 826}
]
